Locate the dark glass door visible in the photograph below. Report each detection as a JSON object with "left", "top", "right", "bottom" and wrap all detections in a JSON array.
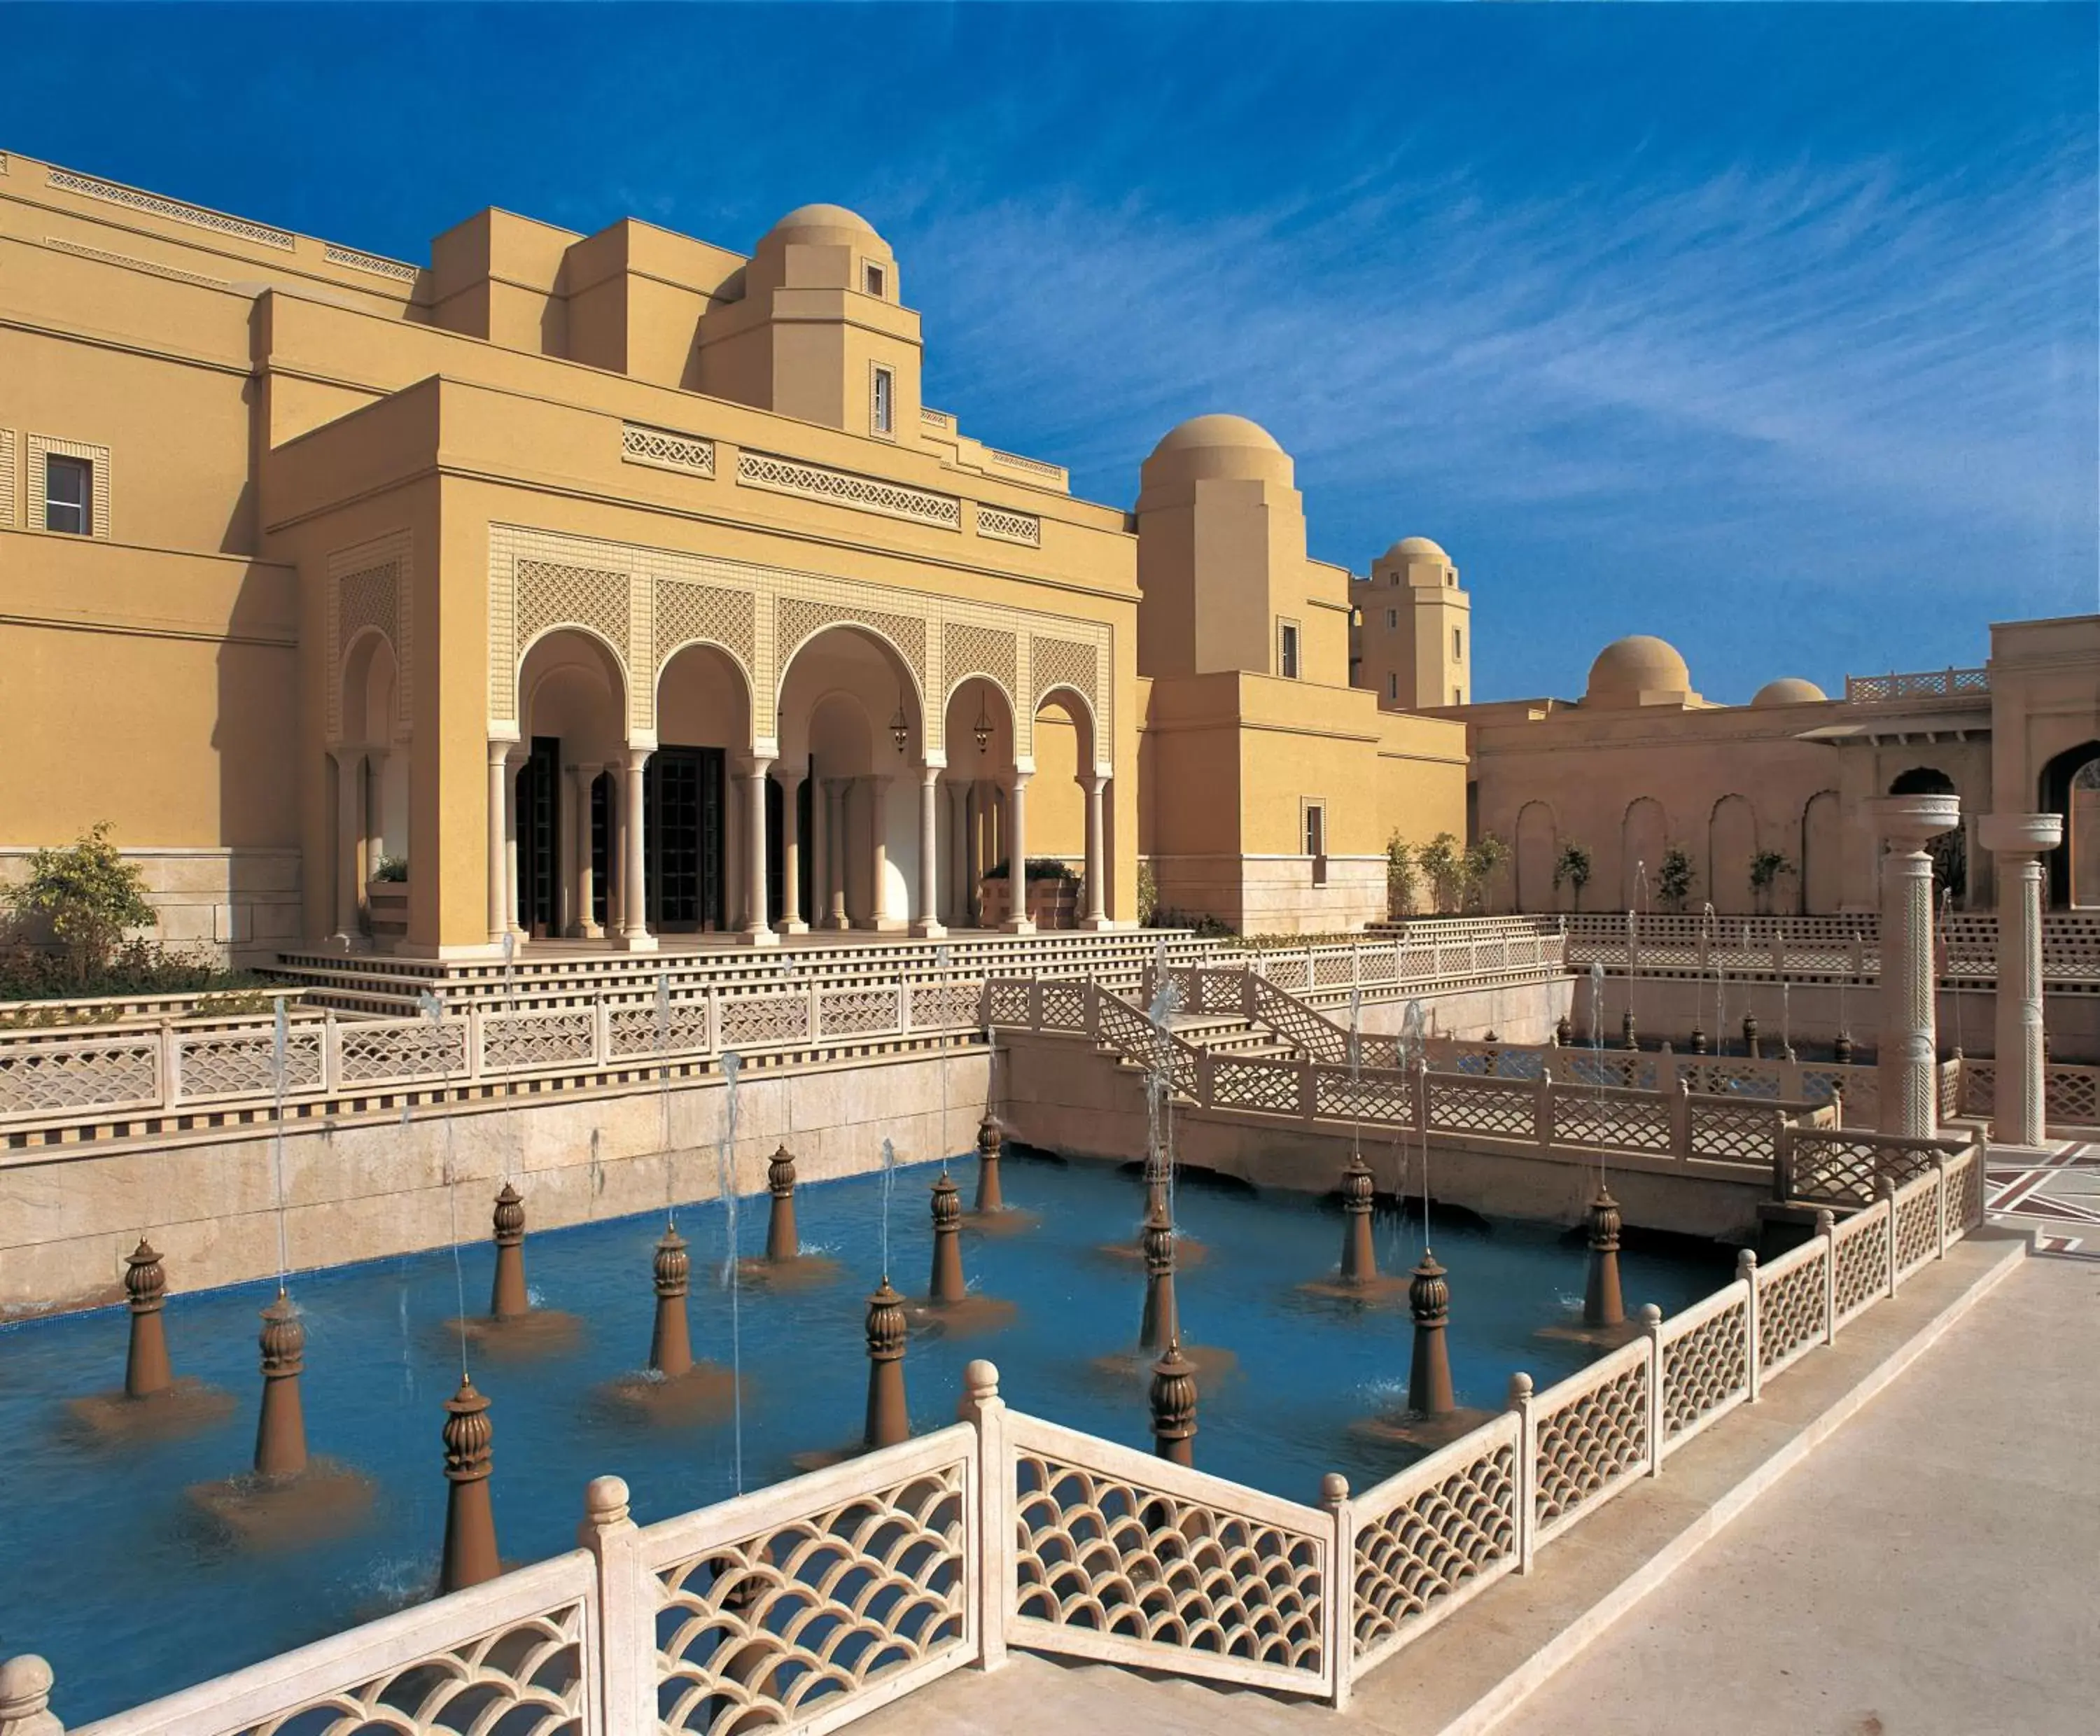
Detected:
[
  {"left": 517, "top": 736, "right": 561, "bottom": 935},
  {"left": 648, "top": 747, "right": 726, "bottom": 930},
  {"left": 764, "top": 776, "right": 785, "bottom": 928},
  {"left": 589, "top": 774, "right": 609, "bottom": 929}
]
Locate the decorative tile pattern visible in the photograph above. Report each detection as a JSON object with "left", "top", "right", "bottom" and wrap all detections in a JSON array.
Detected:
[
  {"left": 326, "top": 531, "right": 413, "bottom": 743},
  {"left": 778, "top": 596, "right": 927, "bottom": 697},
  {"left": 942, "top": 623, "right": 1018, "bottom": 710},
  {"left": 656, "top": 580, "right": 755, "bottom": 680},
  {"left": 46, "top": 167, "right": 296, "bottom": 249},
  {"left": 517, "top": 560, "right": 632, "bottom": 666},
  {"left": 975, "top": 504, "right": 1041, "bottom": 548},
  {"left": 323, "top": 242, "right": 418, "bottom": 281},
  {"left": 622, "top": 424, "right": 717, "bottom": 478},
  {"left": 736, "top": 449, "right": 960, "bottom": 531},
  {"left": 44, "top": 236, "right": 231, "bottom": 290}
]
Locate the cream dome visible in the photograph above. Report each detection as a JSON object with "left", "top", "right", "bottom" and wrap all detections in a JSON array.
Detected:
[
  {"left": 1139, "top": 414, "right": 1295, "bottom": 495},
  {"left": 1585, "top": 636, "right": 1696, "bottom": 708},
  {"left": 1385, "top": 536, "right": 1449, "bottom": 561},
  {"left": 1150, "top": 414, "right": 1285, "bottom": 456},
  {"left": 1750, "top": 677, "right": 1827, "bottom": 707},
  {"left": 762, "top": 203, "right": 886, "bottom": 250}
]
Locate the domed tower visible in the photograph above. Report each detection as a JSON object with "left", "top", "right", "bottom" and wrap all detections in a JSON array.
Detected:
[
  {"left": 697, "top": 204, "right": 922, "bottom": 439},
  {"left": 1134, "top": 415, "right": 1312, "bottom": 680},
  {"left": 1364, "top": 536, "right": 1470, "bottom": 710},
  {"left": 1583, "top": 636, "right": 1702, "bottom": 709}
]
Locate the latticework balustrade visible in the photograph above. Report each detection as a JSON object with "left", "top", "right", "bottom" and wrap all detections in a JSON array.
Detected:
[
  {"left": 1312, "top": 1068, "right": 1410, "bottom": 1124},
  {"left": 718, "top": 993, "right": 810, "bottom": 1049},
  {"left": 909, "top": 981, "right": 983, "bottom": 1030},
  {"left": 1893, "top": 1174, "right": 1940, "bottom": 1280},
  {"left": 0, "top": 1036, "right": 160, "bottom": 1115},
  {"left": 1551, "top": 1091, "right": 1672, "bottom": 1154},
  {"left": 1830, "top": 1208, "right": 1888, "bottom": 1326},
  {"left": 1532, "top": 1349, "right": 1649, "bottom": 1542},
  {"left": 818, "top": 988, "right": 896, "bottom": 1038},
  {"left": 482, "top": 1011, "right": 595, "bottom": 1073},
  {"left": 609, "top": 1000, "right": 709, "bottom": 1057},
  {"left": 1756, "top": 1244, "right": 1828, "bottom": 1376},
  {"left": 1010, "top": 1424, "right": 1328, "bottom": 1690},
  {"left": 1659, "top": 1289, "right": 1749, "bottom": 1446},
  {"left": 1350, "top": 1420, "right": 1518, "bottom": 1670},
  {"left": 1211, "top": 1055, "right": 1302, "bottom": 1115},
  {"left": 646, "top": 1436, "right": 969, "bottom": 1736},
  {"left": 1427, "top": 1076, "right": 1534, "bottom": 1138},
  {"left": 176, "top": 1030, "right": 325, "bottom": 1102},
  {"left": 2045, "top": 1065, "right": 2100, "bottom": 1125},
  {"left": 1037, "top": 981, "right": 1088, "bottom": 1031},
  {"left": 1685, "top": 1099, "right": 1782, "bottom": 1166},
  {"left": 337, "top": 1019, "right": 464, "bottom": 1084}
]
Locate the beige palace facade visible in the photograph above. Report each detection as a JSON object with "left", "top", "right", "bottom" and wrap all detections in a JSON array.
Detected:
[{"left": 0, "top": 151, "right": 1469, "bottom": 960}]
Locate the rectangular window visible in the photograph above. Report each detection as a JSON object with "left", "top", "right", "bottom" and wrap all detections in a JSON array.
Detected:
[
  {"left": 872, "top": 366, "right": 895, "bottom": 436},
  {"left": 1453, "top": 687, "right": 1464, "bottom": 706},
  {"left": 45, "top": 454, "right": 92, "bottom": 535},
  {"left": 864, "top": 262, "right": 887, "bottom": 298},
  {"left": 1385, "top": 608, "right": 1397, "bottom": 629},
  {"left": 1304, "top": 804, "right": 1325, "bottom": 858},
  {"left": 1278, "top": 620, "right": 1301, "bottom": 679},
  {"left": 1387, "top": 671, "right": 1398, "bottom": 701},
  {"left": 1454, "top": 626, "right": 1464, "bottom": 659}
]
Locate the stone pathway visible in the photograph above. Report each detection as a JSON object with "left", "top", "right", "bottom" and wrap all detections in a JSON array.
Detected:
[{"left": 1987, "top": 1138, "right": 2100, "bottom": 1258}]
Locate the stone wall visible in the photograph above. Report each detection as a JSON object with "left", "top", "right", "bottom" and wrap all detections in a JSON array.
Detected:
[
  {"left": 0, "top": 846, "right": 302, "bottom": 972},
  {"left": 3, "top": 1048, "right": 990, "bottom": 1315}
]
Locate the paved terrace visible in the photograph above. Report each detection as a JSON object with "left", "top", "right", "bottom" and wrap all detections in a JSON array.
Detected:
[{"left": 853, "top": 1229, "right": 2096, "bottom": 1736}]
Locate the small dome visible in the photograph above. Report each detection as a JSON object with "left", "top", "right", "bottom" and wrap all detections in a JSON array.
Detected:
[
  {"left": 1585, "top": 635, "right": 1695, "bottom": 708},
  {"left": 762, "top": 203, "right": 886, "bottom": 249},
  {"left": 1385, "top": 536, "right": 1449, "bottom": 561},
  {"left": 1150, "top": 414, "right": 1285, "bottom": 457},
  {"left": 1751, "top": 677, "right": 1827, "bottom": 707}
]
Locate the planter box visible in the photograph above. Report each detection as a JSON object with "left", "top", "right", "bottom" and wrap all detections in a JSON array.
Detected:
[
  {"left": 979, "top": 877, "right": 1079, "bottom": 930},
  {"left": 366, "top": 880, "right": 410, "bottom": 944}
]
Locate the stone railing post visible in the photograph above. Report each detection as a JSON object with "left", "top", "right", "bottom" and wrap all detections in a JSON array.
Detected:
[
  {"left": 958, "top": 1360, "right": 1010, "bottom": 1674},
  {"left": 897, "top": 974, "right": 911, "bottom": 1037},
  {"left": 1978, "top": 813, "right": 2062, "bottom": 1148},
  {"left": 1872, "top": 792, "right": 1961, "bottom": 1139},
  {"left": 1299, "top": 1058, "right": 1318, "bottom": 1123},
  {"left": 704, "top": 987, "right": 722, "bottom": 1056},
  {"left": 1534, "top": 1068, "right": 1554, "bottom": 1149},
  {"left": 577, "top": 1474, "right": 652, "bottom": 1735},
  {"left": 806, "top": 982, "right": 822, "bottom": 1042},
  {"left": 1738, "top": 1250, "right": 1761, "bottom": 1401},
  {"left": 1772, "top": 1113, "right": 1795, "bottom": 1200},
  {"left": 1508, "top": 1372, "right": 1537, "bottom": 1574},
  {"left": 1642, "top": 1304, "right": 1665, "bottom": 1476},
  {"left": 159, "top": 1018, "right": 181, "bottom": 1113},
  {"left": 1196, "top": 1047, "right": 1216, "bottom": 1107},
  {"left": 1672, "top": 1079, "right": 1693, "bottom": 1165},
  {"left": 0, "top": 1656, "right": 61, "bottom": 1736},
  {"left": 1413, "top": 1065, "right": 1430, "bottom": 1135},
  {"left": 1933, "top": 1156, "right": 1949, "bottom": 1259},
  {"left": 321, "top": 1010, "right": 341, "bottom": 1096},
  {"left": 1879, "top": 1177, "right": 1899, "bottom": 1297},
  {"left": 592, "top": 995, "right": 612, "bottom": 1069},
  {"left": 1770, "top": 932, "right": 1787, "bottom": 974},
  {"left": 1027, "top": 979, "right": 1044, "bottom": 1029},
  {"left": 1817, "top": 1208, "right": 1837, "bottom": 1345},
  {"left": 1320, "top": 1473, "right": 1354, "bottom": 1710},
  {"left": 465, "top": 1003, "right": 486, "bottom": 1083}
]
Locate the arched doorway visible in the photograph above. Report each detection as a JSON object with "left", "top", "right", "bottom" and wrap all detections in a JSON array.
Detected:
[
  {"left": 514, "top": 629, "right": 627, "bottom": 939},
  {"left": 654, "top": 642, "right": 752, "bottom": 933},
  {"left": 2039, "top": 741, "right": 2100, "bottom": 909},
  {"left": 1621, "top": 797, "right": 1667, "bottom": 913},
  {"left": 1515, "top": 802, "right": 1556, "bottom": 913},
  {"left": 778, "top": 626, "right": 925, "bottom": 934},
  {"left": 1801, "top": 790, "right": 1842, "bottom": 915},
  {"left": 1708, "top": 795, "right": 1758, "bottom": 915},
  {"left": 1034, "top": 685, "right": 1102, "bottom": 929},
  {"left": 941, "top": 676, "right": 1016, "bottom": 927},
  {"left": 1888, "top": 766, "right": 1965, "bottom": 904},
  {"left": 336, "top": 629, "right": 406, "bottom": 941}
]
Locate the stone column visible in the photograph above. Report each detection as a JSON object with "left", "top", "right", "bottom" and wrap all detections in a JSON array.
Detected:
[
  {"left": 332, "top": 746, "right": 365, "bottom": 944},
  {"left": 948, "top": 782, "right": 969, "bottom": 926},
  {"left": 824, "top": 778, "right": 850, "bottom": 930},
  {"left": 1082, "top": 772, "right": 1109, "bottom": 929},
  {"left": 913, "top": 762, "right": 945, "bottom": 938},
  {"left": 620, "top": 749, "right": 655, "bottom": 952},
  {"left": 485, "top": 740, "right": 513, "bottom": 945},
  {"left": 573, "top": 763, "right": 603, "bottom": 938},
  {"left": 779, "top": 766, "right": 808, "bottom": 935},
  {"left": 1980, "top": 813, "right": 2062, "bottom": 1148},
  {"left": 504, "top": 746, "right": 526, "bottom": 939},
  {"left": 605, "top": 771, "right": 624, "bottom": 934},
  {"left": 742, "top": 756, "right": 777, "bottom": 946},
  {"left": 867, "top": 775, "right": 899, "bottom": 932},
  {"left": 1872, "top": 793, "right": 1961, "bottom": 1138},
  {"left": 1002, "top": 772, "right": 1033, "bottom": 934}
]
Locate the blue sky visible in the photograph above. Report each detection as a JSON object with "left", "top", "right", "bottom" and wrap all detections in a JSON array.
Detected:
[{"left": 7, "top": 4, "right": 2093, "bottom": 702}]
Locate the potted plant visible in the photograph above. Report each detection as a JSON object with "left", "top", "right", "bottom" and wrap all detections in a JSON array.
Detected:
[
  {"left": 1553, "top": 841, "right": 1592, "bottom": 912},
  {"left": 367, "top": 855, "right": 410, "bottom": 943},
  {"left": 1656, "top": 844, "right": 1695, "bottom": 913},
  {"left": 1748, "top": 848, "right": 1796, "bottom": 915}
]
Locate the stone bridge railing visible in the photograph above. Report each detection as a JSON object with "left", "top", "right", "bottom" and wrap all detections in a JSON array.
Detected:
[
  {"left": 990, "top": 979, "right": 1840, "bottom": 1186},
  {"left": 13, "top": 1146, "right": 1987, "bottom": 1734},
  {"left": 0, "top": 979, "right": 993, "bottom": 1149}
]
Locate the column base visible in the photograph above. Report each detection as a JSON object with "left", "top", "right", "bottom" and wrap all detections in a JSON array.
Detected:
[
  {"left": 742, "top": 927, "right": 782, "bottom": 948},
  {"left": 1001, "top": 918, "right": 1037, "bottom": 935},
  {"left": 780, "top": 920, "right": 811, "bottom": 936},
  {"left": 615, "top": 930, "right": 659, "bottom": 953},
  {"left": 1080, "top": 916, "right": 1114, "bottom": 932},
  {"left": 568, "top": 923, "right": 607, "bottom": 941},
  {"left": 911, "top": 919, "right": 948, "bottom": 939},
  {"left": 859, "top": 917, "right": 909, "bottom": 935},
  {"left": 1987, "top": 1136, "right": 2055, "bottom": 1158},
  {"left": 822, "top": 913, "right": 852, "bottom": 932}
]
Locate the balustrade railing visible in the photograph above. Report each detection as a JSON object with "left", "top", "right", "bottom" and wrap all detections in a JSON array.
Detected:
[
  {"left": 24, "top": 1147, "right": 1984, "bottom": 1735},
  {"left": 0, "top": 976, "right": 995, "bottom": 1140}
]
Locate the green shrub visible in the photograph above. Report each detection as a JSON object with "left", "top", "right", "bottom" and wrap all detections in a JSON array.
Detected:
[
  {"left": 1553, "top": 842, "right": 1593, "bottom": 911},
  {"left": 5, "top": 822, "right": 155, "bottom": 987}
]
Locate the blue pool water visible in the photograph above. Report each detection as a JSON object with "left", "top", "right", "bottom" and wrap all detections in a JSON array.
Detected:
[{"left": 0, "top": 1146, "right": 1729, "bottom": 1725}]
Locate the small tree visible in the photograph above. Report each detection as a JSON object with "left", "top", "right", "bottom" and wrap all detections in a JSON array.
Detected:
[
  {"left": 1656, "top": 844, "right": 1695, "bottom": 913},
  {"left": 1749, "top": 848, "right": 1796, "bottom": 913},
  {"left": 1385, "top": 834, "right": 1420, "bottom": 918},
  {"left": 1137, "top": 859, "right": 1159, "bottom": 926},
  {"left": 1553, "top": 841, "right": 1593, "bottom": 912},
  {"left": 6, "top": 823, "right": 155, "bottom": 987},
  {"left": 1462, "top": 834, "right": 1511, "bottom": 913},
  {"left": 1418, "top": 833, "right": 1464, "bottom": 915}
]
